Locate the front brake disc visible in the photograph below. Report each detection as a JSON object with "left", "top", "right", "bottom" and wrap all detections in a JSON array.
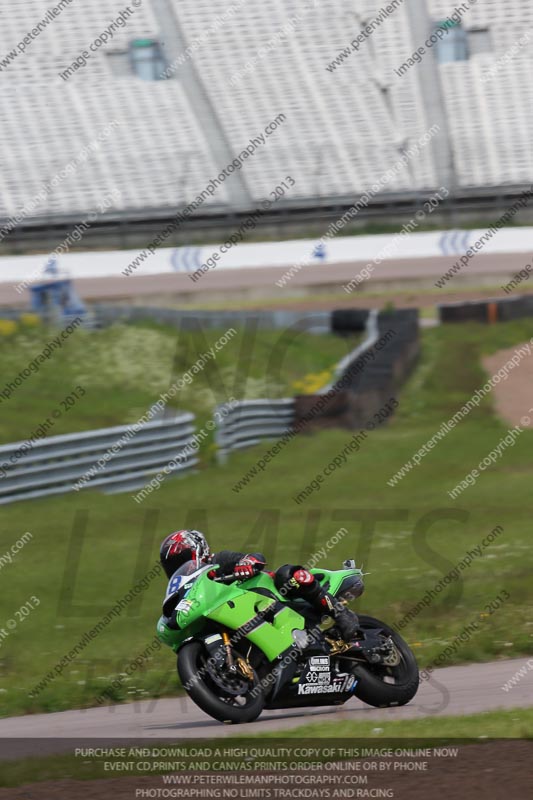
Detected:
[{"left": 204, "top": 661, "right": 249, "bottom": 696}]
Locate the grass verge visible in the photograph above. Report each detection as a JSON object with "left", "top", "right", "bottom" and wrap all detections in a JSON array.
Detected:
[{"left": 0, "top": 321, "right": 357, "bottom": 444}]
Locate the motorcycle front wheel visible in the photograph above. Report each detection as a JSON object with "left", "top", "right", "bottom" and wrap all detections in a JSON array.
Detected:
[{"left": 177, "top": 640, "right": 264, "bottom": 724}]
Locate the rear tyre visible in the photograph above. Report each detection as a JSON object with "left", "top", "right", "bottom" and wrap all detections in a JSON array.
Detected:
[
  {"left": 349, "top": 615, "right": 419, "bottom": 707},
  {"left": 177, "top": 640, "right": 264, "bottom": 724}
]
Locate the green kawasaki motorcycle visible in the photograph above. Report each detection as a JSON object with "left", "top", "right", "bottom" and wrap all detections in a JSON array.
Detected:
[{"left": 157, "top": 560, "right": 419, "bottom": 724}]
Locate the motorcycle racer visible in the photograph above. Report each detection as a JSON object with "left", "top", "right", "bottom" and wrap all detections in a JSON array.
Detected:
[{"left": 159, "top": 529, "right": 361, "bottom": 641}]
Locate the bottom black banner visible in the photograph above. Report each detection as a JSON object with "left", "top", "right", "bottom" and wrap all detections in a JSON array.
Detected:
[{"left": 0, "top": 738, "right": 531, "bottom": 799}]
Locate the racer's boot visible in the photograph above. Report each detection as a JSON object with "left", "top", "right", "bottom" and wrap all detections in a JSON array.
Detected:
[
  {"left": 289, "top": 568, "right": 360, "bottom": 642},
  {"left": 317, "top": 591, "right": 359, "bottom": 642}
]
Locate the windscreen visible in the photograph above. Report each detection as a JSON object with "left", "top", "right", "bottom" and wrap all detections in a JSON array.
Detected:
[
  {"left": 173, "top": 559, "right": 202, "bottom": 577},
  {"left": 166, "top": 559, "right": 202, "bottom": 597}
]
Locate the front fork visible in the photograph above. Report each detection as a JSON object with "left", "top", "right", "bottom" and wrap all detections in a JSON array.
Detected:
[
  {"left": 221, "top": 631, "right": 235, "bottom": 669},
  {"left": 204, "top": 630, "right": 254, "bottom": 682}
]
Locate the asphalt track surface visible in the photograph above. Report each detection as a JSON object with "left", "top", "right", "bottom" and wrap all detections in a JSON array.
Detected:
[
  {"left": 0, "top": 252, "right": 529, "bottom": 306},
  {"left": 0, "top": 658, "right": 531, "bottom": 759}
]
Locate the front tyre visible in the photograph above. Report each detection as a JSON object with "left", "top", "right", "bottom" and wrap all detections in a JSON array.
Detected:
[
  {"left": 177, "top": 640, "right": 264, "bottom": 724},
  {"left": 349, "top": 615, "right": 419, "bottom": 708}
]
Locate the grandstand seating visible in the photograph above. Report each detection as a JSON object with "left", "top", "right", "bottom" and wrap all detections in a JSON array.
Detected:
[
  {"left": 428, "top": 0, "right": 533, "bottom": 186},
  {"left": 0, "top": 0, "right": 228, "bottom": 219},
  {"left": 178, "top": 0, "right": 437, "bottom": 197},
  {"left": 0, "top": 0, "right": 531, "bottom": 222}
]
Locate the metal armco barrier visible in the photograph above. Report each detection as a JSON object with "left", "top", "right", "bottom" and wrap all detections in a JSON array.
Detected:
[
  {"left": 293, "top": 308, "right": 420, "bottom": 431},
  {"left": 0, "top": 306, "right": 422, "bottom": 498},
  {"left": 215, "top": 399, "right": 295, "bottom": 464},
  {"left": 0, "top": 414, "right": 198, "bottom": 505},
  {"left": 323, "top": 309, "right": 379, "bottom": 392},
  {"left": 94, "top": 305, "right": 331, "bottom": 334}
]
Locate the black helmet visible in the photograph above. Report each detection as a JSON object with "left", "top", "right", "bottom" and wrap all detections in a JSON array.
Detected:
[{"left": 159, "top": 529, "right": 210, "bottom": 579}]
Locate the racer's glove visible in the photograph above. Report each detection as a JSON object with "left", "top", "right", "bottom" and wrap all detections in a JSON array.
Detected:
[{"left": 233, "top": 555, "right": 266, "bottom": 580}]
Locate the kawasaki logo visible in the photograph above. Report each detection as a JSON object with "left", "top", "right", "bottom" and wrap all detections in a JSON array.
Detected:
[
  {"left": 298, "top": 683, "right": 344, "bottom": 695},
  {"left": 297, "top": 675, "right": 357, "bottom": 695}
]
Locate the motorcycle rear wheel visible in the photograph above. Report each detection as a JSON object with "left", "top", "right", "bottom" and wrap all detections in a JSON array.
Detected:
[
  {"left": 347, "top": 615, "right": 419, "bottom": 707},
  {"left": 177, "top": 640, "right": 264, "bottom": 724}
]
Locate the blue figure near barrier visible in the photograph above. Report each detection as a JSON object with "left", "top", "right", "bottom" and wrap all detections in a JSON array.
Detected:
[
  {"left": 312, "top": 243, "right": 327, "bottom": 261},
  {"left": 29, "top": 257, "right": 86, "bottom": 323}
]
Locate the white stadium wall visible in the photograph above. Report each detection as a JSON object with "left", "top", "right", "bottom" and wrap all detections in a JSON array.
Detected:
[{"left": 1, "top": 227, "right": 532, "bottom": 286}]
